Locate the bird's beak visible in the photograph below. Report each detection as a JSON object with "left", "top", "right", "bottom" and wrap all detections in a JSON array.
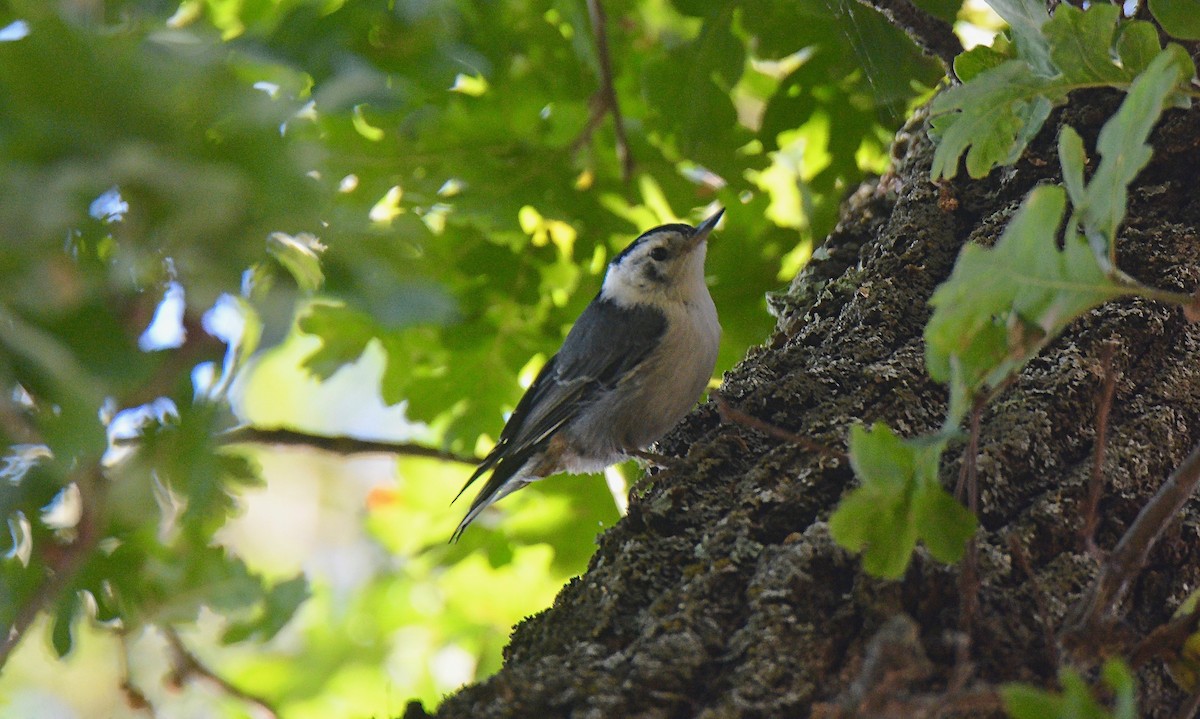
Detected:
[{"left": 689, "top": 208, "right": 724, "bottom": 248}]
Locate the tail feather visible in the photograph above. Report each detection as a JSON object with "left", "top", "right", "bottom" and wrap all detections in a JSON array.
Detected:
[
  {"left": 451, "top": 462, "right": 492, "bottom": 505},
  {"left": 448, "top": 451, "right": 537, "bottom": 540},
  {"left": 450, "top": 459, "right": 530, "bottom": 542}
]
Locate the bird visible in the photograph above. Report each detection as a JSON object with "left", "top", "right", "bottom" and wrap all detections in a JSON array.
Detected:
[{"left": 451, "top": 209, "right": 724, "bottom": 541}]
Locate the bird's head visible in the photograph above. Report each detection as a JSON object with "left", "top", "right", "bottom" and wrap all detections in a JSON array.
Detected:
[{"left": 601, "top": 208, "right": 723, "bottom": 307}]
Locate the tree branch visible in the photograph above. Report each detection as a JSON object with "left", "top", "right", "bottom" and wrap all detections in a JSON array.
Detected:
[
  {"left": 1080, "top": 341, "right": 1120, "bottom": 556},
  {"left": 578, "top": 0, "right": 634, "bottom": 181},
  {"left": 164, "top": 627, "right": 279, "bottom": 719},
  {"left": 218, "top": 426, "right": 479, "bottom": 465},
  {"left": 854, "top": 0, "right": 963, "bottom": 74},
  {"left": 712, "top": 393, "right": 846, "bottom": 460},
  {"left": 957, "top": 399, "right": 983, "bottom": 637},
  {"left": 1007, "top": 533, "right": 1060, "bottom": 669},
  {"left": 1174, "top": 684, "right": 1200, "bottom": 719},
  {"left": 1064, "top": 438, "right": 1200, "bottom": 644}
]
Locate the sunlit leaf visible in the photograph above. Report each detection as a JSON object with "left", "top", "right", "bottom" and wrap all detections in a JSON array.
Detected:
[
  {"left": 222, "top": 574, "right": 311, "bottom": 643},
  {"left": 267, "top": 232, "right": 326, "bottom": 293},
  {"left": 1044, "top": 5, "right": 1131, "bottom": 84}
]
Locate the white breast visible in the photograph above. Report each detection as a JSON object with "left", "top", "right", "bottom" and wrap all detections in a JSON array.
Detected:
[
  {"left": 560, "top": 287, "right": 720, "bottom": 472},
  {"left": 624, "top": 294, "right": 720, "bottom": 446}
]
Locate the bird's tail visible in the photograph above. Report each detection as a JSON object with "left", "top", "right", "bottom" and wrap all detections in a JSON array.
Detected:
[{"left": 449, "top": 458, "right": 530, "bottom": 543}]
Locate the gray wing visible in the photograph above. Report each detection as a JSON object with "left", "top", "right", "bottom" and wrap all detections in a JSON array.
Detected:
[
  {"left": 451, "top": 298, "right": 666, "bottom": 539},
  {"left": 508, "top": 298, "right": 667, "bottom": 449}
]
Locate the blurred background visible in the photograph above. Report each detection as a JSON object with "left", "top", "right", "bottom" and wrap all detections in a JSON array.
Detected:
[{"left": 0, "top": 0, "right": 998, "bottom": 716}]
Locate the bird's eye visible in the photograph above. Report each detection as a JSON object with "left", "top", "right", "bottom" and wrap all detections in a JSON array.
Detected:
[{"left": 649, "top": 247, "right": 669, "bottom": 261}]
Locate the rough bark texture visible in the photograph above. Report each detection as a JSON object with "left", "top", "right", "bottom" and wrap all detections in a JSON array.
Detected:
[{"left": 415, "top": 90, "right": 1200, "bottom": 718}]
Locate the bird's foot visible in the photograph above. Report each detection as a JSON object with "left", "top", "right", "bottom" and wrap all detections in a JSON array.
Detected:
[{"left": 630, "top": 449, "right": 675, "bottom": 469}]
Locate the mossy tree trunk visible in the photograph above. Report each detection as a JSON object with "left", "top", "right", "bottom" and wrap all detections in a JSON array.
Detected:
[{"left": 415, "top": 90, "right": 1200, "bottom": 719}]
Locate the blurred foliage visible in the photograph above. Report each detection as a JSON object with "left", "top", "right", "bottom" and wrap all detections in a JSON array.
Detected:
[
  {"left": 0, "top": 0, "right": 949, "bottom": 714},
  {"left": 1002, "top": 659, "right": 1137, "bottom": 719}
]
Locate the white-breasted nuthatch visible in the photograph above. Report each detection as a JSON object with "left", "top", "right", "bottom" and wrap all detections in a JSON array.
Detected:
[{"left": 451, "top": 209, "right": 724, "bottom": 541}]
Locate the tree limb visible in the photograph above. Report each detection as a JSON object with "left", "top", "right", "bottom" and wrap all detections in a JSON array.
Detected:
[
  {"left": 218, "top": 426, "right": 479, "bottom": 465},
  {"left": 1064, "top": 438, "right": 1200, "bottom": 645},
  {"left": 164, "top": 627, "right": 279, "bottom": 719},
  {"left": 712, "top": 392, "right": 846, "bottom": 460},
  {"left": 854, "top": 0, "right": 963, "bottom": 75},
  {"left": 577, "top": 0, "right": 634, "bottom": 181},
  {"left": 1080, "top": 340, "right": 1120, "bottom": 556}
]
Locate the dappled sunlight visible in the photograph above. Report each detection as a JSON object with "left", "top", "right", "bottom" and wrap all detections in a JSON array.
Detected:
[{"left": 0, "top": 0, "right": 977, "bottom": 714}]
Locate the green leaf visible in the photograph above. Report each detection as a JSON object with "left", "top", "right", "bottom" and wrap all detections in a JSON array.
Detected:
[
  {"left": 830, "top": 423, "right": 971, "bottom": 578},
  {"left": 1149, "top": 0, "right": 1200, "bottom": 40},
  {"left": 930, "top": 8, "right": 1193, "bottom": 181},
  {"left": 222, "top": 573, "right": 311, "bottom": 644},
  {"left": 925, "top": 185, "right": 1127, "bottom": 399},
  {"left": 1103, "top": 659, "right": 1137, "bottom": 719},
  {"left": 847, "top": 422, "right": 914, "bottom": 489},
  {"left": 1001, "top": 683, "right": 1064, "bottom": 719},
  {"left": 138, "top": 546, "right": 268, "bottom": 624},
  {"left": 1075, "top": 47, "right": 1195, "bottom": 264},
  {"left": 984, "top": 0, "right": 1053, "bottom": 75},
  {"left": 51, "top": 590, "right": 81, "bottom": 658},
  {"left": 298, "top": 303, "right": 378, "bottom": 378},
  {"left": 1002, "top": 661, "right": 1137, "bottom": 719},
  {"left": 913, "top": 484, "right": 977, "bottom": 563},
  {"left": 1116, "top": 22, "right": 1165, "bottom": 75},
  {"left": 930, "top": 61, "right": 1060, "bottom": 179},
  {"left": 1044, "top": 5, "right": 1131, "bottom": 84},
  {"left": 1058, "top": 126, "right": 1087, "bottom": 210},
  {"left": 954, "top": 44, "right": 1011, "bottom": 83}
]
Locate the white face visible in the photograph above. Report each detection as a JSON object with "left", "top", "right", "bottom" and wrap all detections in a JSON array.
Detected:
[{"left": 602, "top": 223, "right": 711, "bottom": 307}]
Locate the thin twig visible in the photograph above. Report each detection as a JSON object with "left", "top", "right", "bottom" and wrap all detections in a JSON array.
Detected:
[
  {"left": 1007, "top": 533, "right": 1060, "bottom": 669},
  {"left": 957, "top": 398, "right": 984, "bottom": 636},
  {"left": 579, "top": 0, "right": 634, "bottom": 181},
  {"left": 1065, "top": 438, "right": 1200, "bottom": 643},
  {"left": 712, "top": 393, "right": 846, "bottom": 460},
  {"left": 217, "top": 426, "right": 478, "bottom": 465},
  {"left": 853, "top": 0, "right": 963, "bottom": 74},
  {"left": 118, "top": 632, "right": 155, "bottom": 715},
  {"left": 945, "top": 629, "right": 973, "bottom": 695},
  {"left": 0, "top": 464, "right": 103, "bottom": 671},
  {"left": 1081, "top": 341, "right": 1119, "bottom": 556},
  {"left": 164, "top": 627, "right": 279, "bottom": 719},
  {"left": 953, "top": 396, "right": 984, "bottom": 503}
]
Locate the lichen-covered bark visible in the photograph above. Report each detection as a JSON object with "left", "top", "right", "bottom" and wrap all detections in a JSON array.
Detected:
[{"left": 415, "top": 90, "right": 1200, "bottom": 719}]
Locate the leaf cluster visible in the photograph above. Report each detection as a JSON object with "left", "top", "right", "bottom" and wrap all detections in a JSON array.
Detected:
[
  {"left": 831, "top": 5, "right": 1198, "bottom": 580},
  {"left": 0, "top": 0, "right": 946, "bottom": 711},
  {"left": 930, "top": 1, "right": 1194, "bottom": 180}
]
